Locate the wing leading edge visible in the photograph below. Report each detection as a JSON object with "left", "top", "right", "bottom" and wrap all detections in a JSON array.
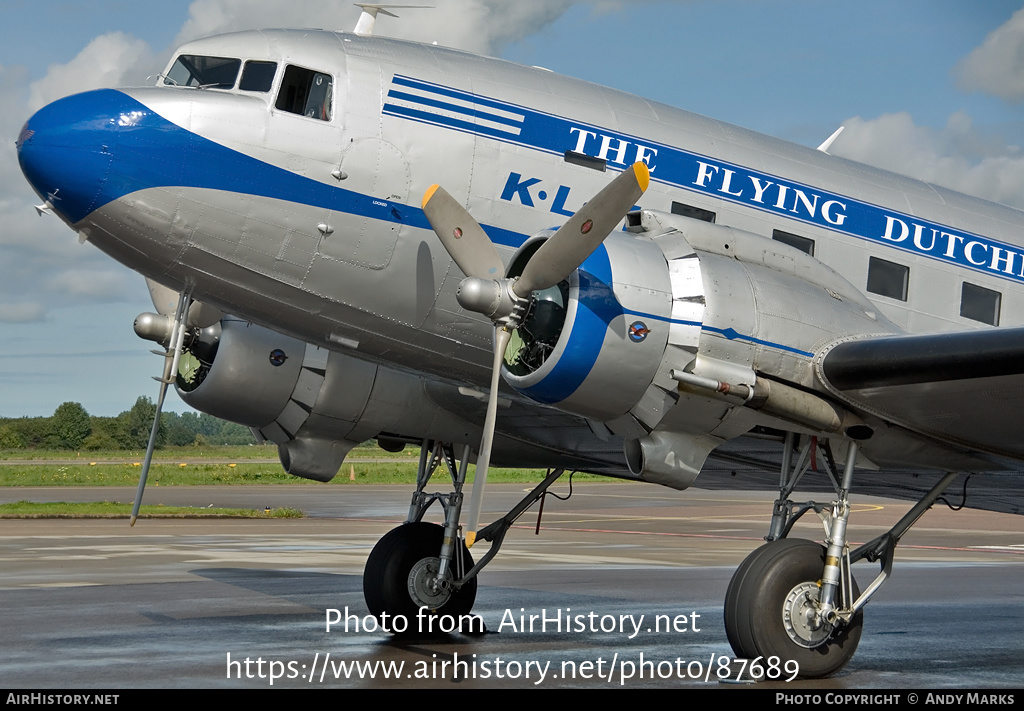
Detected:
[{"left": 817, "top": 327, "right": 1024, "bottom": 461}]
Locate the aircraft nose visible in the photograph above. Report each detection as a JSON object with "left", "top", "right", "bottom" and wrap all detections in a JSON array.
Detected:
[{"left": 17, "top": 89, "right": 125, "bottom": 225}]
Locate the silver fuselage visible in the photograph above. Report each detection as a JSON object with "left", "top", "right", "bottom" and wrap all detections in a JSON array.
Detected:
[{"left": 18, "top": 30, "right": 1024, "bottom": 477}]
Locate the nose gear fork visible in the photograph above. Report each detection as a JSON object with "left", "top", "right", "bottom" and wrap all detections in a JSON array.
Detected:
[{"left": 405, "top": 440, "right": 472, "bottom": 599}]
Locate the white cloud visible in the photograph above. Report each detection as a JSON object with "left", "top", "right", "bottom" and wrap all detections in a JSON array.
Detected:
[
  {"left": 957, "top": 8, "right": 1024, "bottom": 102},
  {"left": 0, "top": 302, "right": 45, "bottom": 323},
  {"left": 43, "top": 268, "right": 134, "bottom": 301},
  {"left": 175, "top": 0, "right": 602, "bottom": 55},
  {"left": 0, "top": 32, "right": 158, "bottom": 324},
  {"left": 831, "top": 111, "right": 1024, "bottom": 210},
  {"left": 27, "top": 32, "right": 156, "bottom": 112},
  {"left": 0, "top": 64, "right": 30, "bottom": 191}
]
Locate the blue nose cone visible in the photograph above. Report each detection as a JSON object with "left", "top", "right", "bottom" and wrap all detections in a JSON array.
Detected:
[{"left": 17, "top": 90, "right": 127, "bottom": 224}]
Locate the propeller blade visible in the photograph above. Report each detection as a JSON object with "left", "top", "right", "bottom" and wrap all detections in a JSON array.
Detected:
[
  {"left": 130, "top": 291, "right": 191, "bottom": 526},
  {"left": 422, "top": 184, "right": 505, "bottom": 280},
  {"left": 463, "top": 325, "right": 512, "bottom": 547},
  {"left": 515, "top": 161, "right": 649, "bottom": 296}
]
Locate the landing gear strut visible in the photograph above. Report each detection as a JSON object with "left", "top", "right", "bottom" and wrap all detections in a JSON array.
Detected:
[
  {"left": 364, "top": 440, "right": 476, "bottom": 621},
  {"left": 724, "top": 434, "right": 959, "bottom": 678},
  {"left": 364, "top": 521, "right": 476, "bottom": 620},
  {"left": 362, "top": 439, "right": 566, "bottom": 626}
]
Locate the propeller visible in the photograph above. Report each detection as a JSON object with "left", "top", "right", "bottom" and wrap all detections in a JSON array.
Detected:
[{"left": 422, "top": 161, "right": 650, "bottom": 545}]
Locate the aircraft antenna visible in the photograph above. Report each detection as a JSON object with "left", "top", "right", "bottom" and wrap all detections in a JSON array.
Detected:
[
  {"left": 817, "top": 126, "right": 845, "bottom": 154},
  {"left": 352, "top": 4, "right": 432, "bottom": 36}
]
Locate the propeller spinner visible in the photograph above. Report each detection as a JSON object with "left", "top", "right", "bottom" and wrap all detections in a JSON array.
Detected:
[{"left": 422, "top": 161, "right": 650, "bottom": 545}]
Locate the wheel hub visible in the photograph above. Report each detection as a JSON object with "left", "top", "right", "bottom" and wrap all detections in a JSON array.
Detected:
[
  {"left": 407, "top": 557, "right": 451, "bottom": 610},
  {"left": 783, "top": 581, "right": 833, "bottom": 648}
]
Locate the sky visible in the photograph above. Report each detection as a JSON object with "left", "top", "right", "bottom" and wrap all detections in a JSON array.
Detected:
[{"left": 1, "top": 0, "right": 1023, "bottom": 417}]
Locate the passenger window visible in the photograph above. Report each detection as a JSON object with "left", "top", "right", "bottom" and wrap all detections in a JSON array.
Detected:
[
  {"left": 866, "top": 257, "right": 909, "bottom": 301},
  {"left": 165, "top": 55, "right": 240, "bottom": 89},
  {"left": 961, "top": 282, "right": 1001, "bottom": 326},
  {"left": 275, "top": 65, "right": 333, "bottom": 121},
  {"left": 772, "top": 229, "right": 815, "bottom": 256},
  {"left": 239, "top": 61, "right": 277, "bottom": 92}
]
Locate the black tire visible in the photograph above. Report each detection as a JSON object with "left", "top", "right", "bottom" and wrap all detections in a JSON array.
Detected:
[
  {"left": 363, "top": 522, "right": 477, "bottom": 626},
  {"left": 725, "top": 538, "right": 863, "bottom": 679},
  {"left": 723, "top": 542, "right": 764, "bottom": 654}
]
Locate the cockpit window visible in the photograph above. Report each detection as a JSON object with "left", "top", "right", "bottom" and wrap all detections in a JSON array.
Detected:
[
  {"left": 239, "top": 61, "right": 277, "bottom": 92},
  {"left": 165, "top": 55, "right": 241, "bottom": 89},
  {"left": 275, "top": 65, "right": 333, "bottom": 121}
]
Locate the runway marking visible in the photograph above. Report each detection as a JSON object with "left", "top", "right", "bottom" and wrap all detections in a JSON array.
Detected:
[
  {"left": 545, "top": 490, "right": 887, "bottom": 511},
  {"left": 499, "top": 523, "right": 1024, "bottom": 556},
  {"left": 499, "top": 550, "right": 679, "bottom": 566}
]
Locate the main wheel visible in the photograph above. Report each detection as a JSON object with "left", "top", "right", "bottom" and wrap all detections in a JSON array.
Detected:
[
  {"left": 724, "top": 538, "right": 863, "bottom": 679},
  {"left": 363, "top": 522, "right": 477, "bottom": 625}
]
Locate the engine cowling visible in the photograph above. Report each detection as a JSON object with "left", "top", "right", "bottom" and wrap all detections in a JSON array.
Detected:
[
  {"left": 501, "top": 231, "right": 678, "bottom": 421},
  {"left": 171, "top": 317, "right": 395, "bottom": 481},
  {"left": 167, "top": 318, "right": 609, "bottom": 482},
  {"left": 499, "top": 210, "right": 898, "bottom": 488}
]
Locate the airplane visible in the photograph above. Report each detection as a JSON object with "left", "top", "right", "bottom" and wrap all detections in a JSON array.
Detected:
[{"left": 15, "top": 11, "right": 1024, "bottom": 679}]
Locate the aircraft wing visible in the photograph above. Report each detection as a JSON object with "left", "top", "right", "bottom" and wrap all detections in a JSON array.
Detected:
[{"left": 816, "top": 326, "right": 1024, "bottom": 461}]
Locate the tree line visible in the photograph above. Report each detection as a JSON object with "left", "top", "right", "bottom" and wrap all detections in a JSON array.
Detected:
[{"left": 0, "top": 398, "right": 256, "bottom": 450}]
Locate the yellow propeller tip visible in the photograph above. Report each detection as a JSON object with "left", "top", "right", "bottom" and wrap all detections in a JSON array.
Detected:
[
  {"left": 632, "top": 162, "right": 650, "bottom": 192},
  {"left": 422, "top": 184, "right": 440, "bottom": 209},
  {"left": 465, "top": 530, "right": 477, "bottom": 548}
]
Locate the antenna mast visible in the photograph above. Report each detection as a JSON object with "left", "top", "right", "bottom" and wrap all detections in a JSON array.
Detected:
[{"left": 353, "top": 4, "right": 432, "bottom": 36}]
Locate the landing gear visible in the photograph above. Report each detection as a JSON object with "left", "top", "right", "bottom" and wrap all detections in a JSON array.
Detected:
[
  {"left": 725, "top": 436, "right": 865, "bottom": 677},
  {"left": 724, "top": 433, "right": 962, "bottom": 678},
  {"left": 363, "top": 521, "right": 476, "bottom": 620},
  {"left": 725, "top": 538, "right": 862, "bottom": 678},
  {"left": 362, "top": 438, "right": 567, "bottom": 628}
]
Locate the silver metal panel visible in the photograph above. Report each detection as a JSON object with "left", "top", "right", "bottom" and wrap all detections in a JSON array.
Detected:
[
  {"left": 290, "top": 367, "right": 324, "bottom": 410},
  {"left": 668, "top": 257, "right": 704, "bottom": 348},
  {"left": 313, "top": 351, "right": 378, "bottom": 422},
  {"left": 302, "top": 342, "right": 330, "bottom": 371},
  {"left": 274, "top": 399, "right": 311, "bottom": 437}
]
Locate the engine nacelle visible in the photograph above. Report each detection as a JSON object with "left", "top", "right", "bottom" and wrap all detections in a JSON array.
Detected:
[
  {"left": 501, "top": 210, "right": 898, "bottom": 488},
  {"left": 174, "top": 317, "right": 305, "bottom": 427},
  {"left": 174, "top": 317, "right": 390, "bottom": 481},
  {"left": 172, "top": 318, "right": 579, "bottom": 482}
]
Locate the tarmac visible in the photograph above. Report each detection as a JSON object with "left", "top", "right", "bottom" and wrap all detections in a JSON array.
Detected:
[{"left": 0, "top": 482, "right": 1022, "bottom": 688}]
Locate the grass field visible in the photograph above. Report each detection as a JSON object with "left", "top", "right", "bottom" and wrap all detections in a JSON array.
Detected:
[
  {"left": 0, "top": 443, "right": 606, "bottom": 486},
  {"left": 1, "top": 442, "right": 330, "bottom": 461},
  {"left": 0, "top": 443, "right": 609, "bottom": 516}
]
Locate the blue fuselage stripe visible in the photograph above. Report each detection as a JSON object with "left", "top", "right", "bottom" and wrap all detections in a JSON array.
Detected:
[
  {"left": 391, "top": 74, "right": 527, "bottom": 115},
  {"left": 18, "top": 88, "right": 813, "bottom": 389},
  {"left": 385, "top": 90, "right": 523, "bottom": 128},
  {"left": 382, "top": 103, "right": 520, "bottom": 140}
]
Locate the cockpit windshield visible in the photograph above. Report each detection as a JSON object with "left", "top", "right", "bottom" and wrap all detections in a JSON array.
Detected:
[{"left": 165, "top": 55, "right": 241, "bottom": 89}]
